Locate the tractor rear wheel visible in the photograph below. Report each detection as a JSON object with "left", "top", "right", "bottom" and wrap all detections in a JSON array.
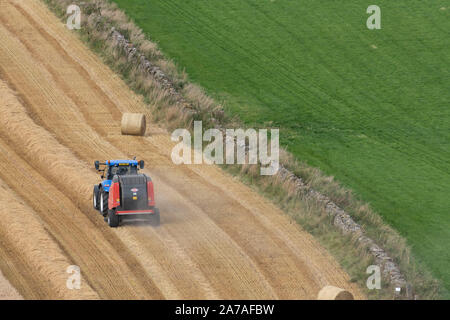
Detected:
[
  {"left": 93, "top": 185, "right": 99, "bottom": 210},
  {"left": 100, "top": 191, "right": 109, "bottom": 217},
  {"left": 107, "top": 209, "right": 120, "bottom": 228}
]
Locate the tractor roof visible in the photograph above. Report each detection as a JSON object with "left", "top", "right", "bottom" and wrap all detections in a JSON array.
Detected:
[{"left": 106, "top": 160, "right": 139, "bottom": 166}]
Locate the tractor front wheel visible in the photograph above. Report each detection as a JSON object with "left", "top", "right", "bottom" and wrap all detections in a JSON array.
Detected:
[
  {"left": 100, "top": 190, "right": 109, "bottom": 217},
  {"left": 107, "top": 209, "right": 120, "bottom": 228}
]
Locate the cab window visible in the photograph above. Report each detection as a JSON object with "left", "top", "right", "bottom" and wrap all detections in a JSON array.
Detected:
[{"left": 107, "top": 165, "right": 137, "bottom": 179}]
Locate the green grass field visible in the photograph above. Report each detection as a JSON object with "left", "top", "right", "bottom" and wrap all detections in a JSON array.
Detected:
[{"left": 112, "top": 0, "right": 450, "bottom": 295}]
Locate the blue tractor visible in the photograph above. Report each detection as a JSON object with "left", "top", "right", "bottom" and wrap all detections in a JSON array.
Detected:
[{"left": 92, "top": 159, "right": 159, "bottom": 227}]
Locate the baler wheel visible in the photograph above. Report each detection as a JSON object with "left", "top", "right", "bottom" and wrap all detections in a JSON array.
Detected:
[
  {"left": 150, "top": 208, "right": 160, "bottom": 226},
  {"left": 107, "top": 209, "right": 120, "bottom": 228}
]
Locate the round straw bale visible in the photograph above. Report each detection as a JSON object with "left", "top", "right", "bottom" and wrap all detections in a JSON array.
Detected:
[
  {"left": 317, "top": 286, "right": 354, "bottom": 300},
  {"left": 121, "top": 113, "right": 146, "bottom": 136}
]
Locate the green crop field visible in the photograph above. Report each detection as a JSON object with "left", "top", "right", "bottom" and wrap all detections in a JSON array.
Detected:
[{"left": 112, "top": 0, "right": 450, "bottom": 295}]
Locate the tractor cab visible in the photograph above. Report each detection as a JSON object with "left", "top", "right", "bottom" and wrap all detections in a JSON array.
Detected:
[
  {"left": 105, "top": 161, "right": 140, "bottom": 180},
  {"left": 95, "top": 160, "right": 145, "bottom": 188}
]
